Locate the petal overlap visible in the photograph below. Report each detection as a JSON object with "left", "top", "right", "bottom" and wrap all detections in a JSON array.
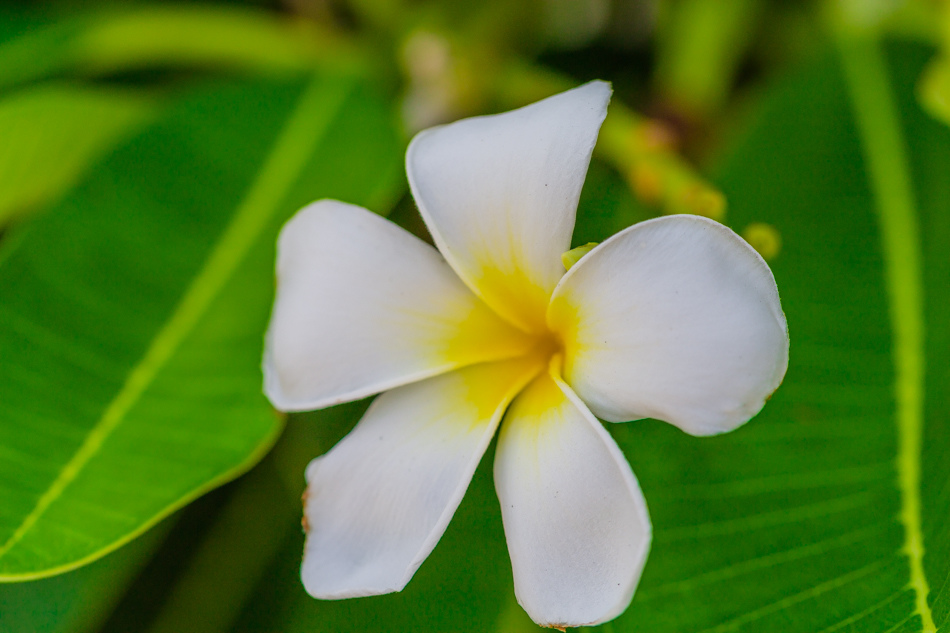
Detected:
[
  {"left": 301, "top": 356, "right": 544, "bottom": 599},
  {"left": 548, "top": 215, "right": 789, "bottom": 435},
  {"left": 406, "top": 81, "right": 611, "bottom": 332},
  {"left": 264, "top": 200, "right": 533, "bottom": 411},
  {"left": 494, "top": 359, "right": 651, "bottom": 628}
]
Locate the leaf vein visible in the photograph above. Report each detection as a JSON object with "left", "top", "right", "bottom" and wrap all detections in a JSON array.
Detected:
[
  {"left": 659, "top": 490, "right": 879, "bottom": 541},
  {"left": 814, "top": 588, "right": 910, "bottom": 633},
  {"left": 696, "top": 558, "right": 894, "bottom": 633},
  {"left": 641, "top": 522, "right": 892, "bottom": 600}
]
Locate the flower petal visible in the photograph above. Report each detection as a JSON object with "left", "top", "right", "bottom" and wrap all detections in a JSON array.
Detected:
[
  {"left": 406, "top": 81, "right": 611, "bottom": 333},
  {"left": 548, "top": 215, "right": 789, "bottom": 435},
  {"left": 494, "top": 359, "right": 651, "bottom": 628},
  {"left": 301, "top": 356, "right": 543, "bottom": 598},
  {"left": 264, "top": 200, "right": 533, "bottom": 411}
]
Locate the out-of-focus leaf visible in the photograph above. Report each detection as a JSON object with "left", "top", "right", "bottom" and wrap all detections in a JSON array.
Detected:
[
  {"left": 653, "top": 0, "right": 763, "bottom": 118},
  {"left": 69, "top": 6, "right": 361, "bottom": 77},
  {"left": 0, "top": 83, "right": 158, "bottom": 226},
  {"left": 829, "top": 0, "right": 904, "bottom": 32},
  {"left": 0, "top": 5, "right": 364, "bottom": 93},
  {"left": 540, "top": 0, "right": 610, "bottom": 48},
  {"left": 918, "top": 55, "right": 950, "bottom": 126},
  {"left": 913, "top": 0, "right": 950, "bottom": 124},
  {"left": 571, "top": 160, "right": 652, "bottom": 246},
  {"left": 0, "top": 518, "right": 170, "bottom": 633},
  {"left": 0, "top": 8, "right": 54, "bottom": 49},
  {"left": 140, "top": 457, "right": 297, "bottom": 633},
  {"left": 0, "top": 73, "right": 404, "bottom": 580}
]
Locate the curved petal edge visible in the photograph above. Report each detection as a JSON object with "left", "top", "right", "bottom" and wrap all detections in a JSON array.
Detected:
[
  {"left": 549, "top": 214, "right": 789, "bottom": 435},
  {"left": 494, "top": 359, "right": 652, "bottom": 627},
  {"left": 264, "top": 200, "right": 532, "bottom": 412},
  {"left": 406, "top": 81, "right": 611, "bottom": 333},
  {"left": 301, "top": 356, "right": 543, "bottom": 598}
]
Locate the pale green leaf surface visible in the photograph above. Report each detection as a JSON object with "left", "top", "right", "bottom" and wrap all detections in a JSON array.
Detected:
[
  {"left": 0, "top": 83, "right": 158, "bottom": 226},
  {"left": 224, "top": 43, "right": 950, "bottom": 633},
  {"left": 653, "top": 0, "right": 762, "bottom": 117},
  {"left": 67, "top": 6, "right": 360, "bottom": 78},
  {"left": 0, "top": 5, "right": 360, "bottom": 93},
  {"left": 0, "top": 74, "right": 403, "bottom": 579},
  {"left": 918, "top": 55, "right": 950, "bottom": 126}
]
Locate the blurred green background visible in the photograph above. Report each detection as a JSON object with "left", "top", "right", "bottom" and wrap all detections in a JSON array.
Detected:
[{"left": 1, "top": 0, "right": 950, "bottom": 631}]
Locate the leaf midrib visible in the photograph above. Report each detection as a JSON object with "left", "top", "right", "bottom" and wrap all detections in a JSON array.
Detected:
[
  {"left": 0, "top": 74, "right": 349, "bottom": 569},
  {"left": 837, "top": 34, "right": 935, "bottom": 632}
]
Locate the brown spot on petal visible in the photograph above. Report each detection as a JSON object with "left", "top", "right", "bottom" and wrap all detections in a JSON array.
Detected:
[{"left": 301, "top": 487, "right": 311, "bottom": 533}]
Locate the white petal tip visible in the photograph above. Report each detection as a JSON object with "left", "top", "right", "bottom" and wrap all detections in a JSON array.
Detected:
[
  {"left": 404, "top": 80, "right": 613, "bottom": 327},
  {"left": 497, "top": 372, "right": 652, "bottom": 628},
  {"left": 301, "top": 569, "right": 406, "bottom": 600}
]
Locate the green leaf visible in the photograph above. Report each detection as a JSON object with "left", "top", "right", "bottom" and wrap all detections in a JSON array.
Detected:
[
  {"left": 0, "top": 73, "right": 404, "bottom": 580},
  {"left": 0, "top": 5, "right": 364, "bottom": 93},
  {"left": 918, "top": 54, "right": 950, "bottom": 127},
  {"left": 605, "top": 40, "right": 950, "bottom": 632},
  {"left": 571, "top": 160, "right": 652, "bottom": 247},
  {"left": 0, "top": 83, "right": 159, "bottom": 226},
  {"left": 653, "top": 0, "right": 763, "bottom": 117}
]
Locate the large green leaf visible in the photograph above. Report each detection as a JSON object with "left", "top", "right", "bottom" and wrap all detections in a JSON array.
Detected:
[
  {"left": 608, "top": 40, "right": 950, "bottom": 633},
  {"left": 218, "top": 42, "right": 950, "bottom": 633},
  {"left": 0, "top": 74, "right": 404, "bottom": 579}
]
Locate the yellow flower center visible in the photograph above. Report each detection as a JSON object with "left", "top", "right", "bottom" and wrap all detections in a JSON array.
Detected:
[
  {"left": 502, "top": 284, "right": 573, "bottom": 383},
  {"left": 464, "top": 246, "right": 594, "bottom": 382},
  {"left": 525, "top": 328, "right": 564, "bottom": 373}
]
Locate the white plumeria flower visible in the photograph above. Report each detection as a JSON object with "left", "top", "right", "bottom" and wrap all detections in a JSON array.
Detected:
[{"left": 263, "top": 81, "right": 788, "bottom": 629}]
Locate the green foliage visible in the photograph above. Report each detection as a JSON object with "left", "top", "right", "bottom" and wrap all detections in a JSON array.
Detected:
[
  {"left": 654, "top": 0, "right": 763, "bottom": 118},
  {"left": 0, "top": 74, "right": 403, "bottom": 580},
  {"left": 0, "top": 0, "right": 725, "bottom": 230},
  {"left": 0, "top": 522, "right": 169, "bottom": 633},
  {"left": 0, "top": 5, "right": 351, "bottom": 92},
  {"left": 0, "top": 83, "right": 158, "bottom": 225},
  {"left": 0, "top": 2, "right": 367, "bottom": 229},
  {"left": 606, "top": 42, "right": 949, "bottom": 632},
  {"left": 2, "top": 1, "right": 950, "bottom": 632},
  {"left": 98, "top": 41, "right": 947, "bottom": 633},
  {"left": 918, "top": 54, "right": 950, "bottom": 126}
]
